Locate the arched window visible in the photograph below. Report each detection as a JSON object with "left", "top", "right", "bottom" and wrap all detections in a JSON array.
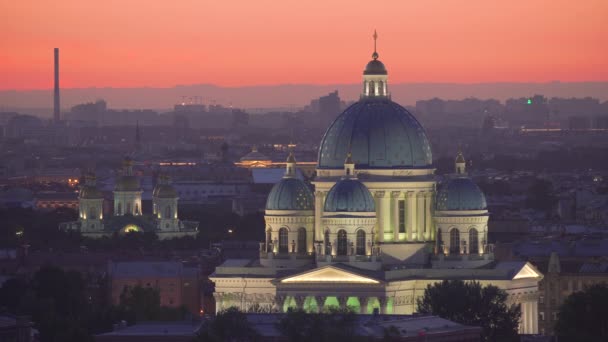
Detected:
[
  {"left": 117, "top": 203, "right": 122, "bottom": 215},
  {"left": 369, "top": 81, "right": 375, "bottom": 96},
  {"left": 89, "top": 206, "right": 97, "bottom": 219},
  {"left": 279, "top": 228, "right": 289, "bottom": 254},
  {"left": 337, "top": 230, "right": 348, "bottom": 256},
  {"left": 297, "top": 228, "right": 307, "bottom": 254},
  {"left": 469, "top": 228, "right": 479, "bottom": 255},
  {"left": 324, "top": 230, "right": 331, "bottom": 255},
  {"left": 450, "top": 228, "right": 460, "bottom": 255},
  {"left": 378, "top": 81, "right": 384, "bottom": 95},
  {"left": 135, "top": 203, "right": 140, "bottom": 215},
  {"left": 356, "top": 230, "right": 366, "bottom": 256},
  {"left": 266, "top": 230, "right": 272, "bottom": 252},
  {"left": 126, "top": 203, "right": 132, "bottom": 215},
  {"left": 165, "top": 206, "right": 172, "bottom": 219}
]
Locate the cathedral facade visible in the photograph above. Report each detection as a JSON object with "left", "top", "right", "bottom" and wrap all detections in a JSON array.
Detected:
[
  {"left": 210, "top": 35, "right": 541, "bottom": 334},
  {"left": 62, "top": 158, "right": 198, "bottom": 239}
]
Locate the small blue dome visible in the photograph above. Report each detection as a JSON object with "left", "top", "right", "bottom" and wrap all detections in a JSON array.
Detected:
[
  {"left": 266, "top": 178, "right": 314, "bottom": 211},
  {"left": 436, "top": 177, "right": 487, "bottom": 211},
  {"left": 318, "top": 98, "right": 432, "bottom": 169},
  {"left": 324, "top": 178, "right": 375, "bottom": 212}
]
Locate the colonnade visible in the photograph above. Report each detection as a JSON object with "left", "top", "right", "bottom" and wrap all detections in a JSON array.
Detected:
[
  {"left": 315, "top": 189, "right": 434, "bottom": 244},
  {"left": 277, "top": 295, "right": 391, "bottom": 314}
]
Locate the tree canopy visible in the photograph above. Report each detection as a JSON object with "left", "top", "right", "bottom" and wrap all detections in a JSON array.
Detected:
[
  {"left": 0, "top": 266, "right": 186, "bottom": 341},
  {"left": 276, "top": 307, "right": 358, "bottom": 342},
  {"left": 195, "top": 307, "right": 259, "bottom": 342},
  {"left": 417, "top": 280, "right": 520, "bottom": 342},
  {"left": 555, "top": 283, "right": 608, "bottom": 342}
]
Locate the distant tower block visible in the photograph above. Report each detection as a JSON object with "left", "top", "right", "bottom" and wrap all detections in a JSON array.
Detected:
[{"left": 54, "top": 48, "right": 60, "bottom": 122}]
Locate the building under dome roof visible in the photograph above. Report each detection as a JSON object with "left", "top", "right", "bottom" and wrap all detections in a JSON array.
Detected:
[
  {"left": 318, "top": 98, "right": 432, "bottom": 169},
  {"left": 436, "top": 177, "right": 487, "bottom": 211},
  {"left": 324, "top": 178, "right": 375, "bottom": 212},
  {"left": 210, "top": 33, "right": 541, "bottom": 336},
  {"left": 266, "top": 178, "right": 314, "bottom": 211}
]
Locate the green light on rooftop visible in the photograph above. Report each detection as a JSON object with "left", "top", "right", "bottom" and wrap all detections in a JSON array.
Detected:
[{"left": 527, "top": 99, "right": 532, "bottom": 105}]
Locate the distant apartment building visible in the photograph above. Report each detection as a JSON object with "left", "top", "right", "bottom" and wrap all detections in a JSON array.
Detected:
[
  {"left": 35, "top": 192, "right": 78, "bottom": 210},
  {"left": 537, "top": 252, "right": 608, "bottom": 336},
  {"left": 108, "top": 261, "right": 200, "bottom": 316}
]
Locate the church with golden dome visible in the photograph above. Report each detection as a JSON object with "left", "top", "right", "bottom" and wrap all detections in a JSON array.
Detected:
[
  {"left": 62, "top": 157, "right": 198, "bottom": 239},
  {"left": 210, "top": 32, "right": 542, "bottom": 335}
]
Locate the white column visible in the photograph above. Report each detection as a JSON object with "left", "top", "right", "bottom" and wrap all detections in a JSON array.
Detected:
[
  {"left": 406, "top": 191, "right": 415, "bottom": 241},
  {"left": 330, "top": 232, "right": 337, "bottom": 256},
  {"left": 425, "top": 192, "right": 433, "bottom": 240},
  {"left": 531, "top": 299, "right": 539, "bottom": 334},
  {"left": 375, "top": 191, "right": 386, "bottom": 243},
  {"left": 314, "top": 191, "right": 324, "bottom": 241},
  {"left": 392, "top": 191, "right": 400, "bottom": 242},
  {"left": 417, "top": 192, "right": 425, "bottom": 241}
]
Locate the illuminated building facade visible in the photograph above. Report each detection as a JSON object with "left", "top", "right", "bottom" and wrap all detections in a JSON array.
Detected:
[
  {"left": 210, "top": 34, "right": 542, "bottom": 334},
  {"left": 61, "top": 157, "right": 198, "bottom": 239}
]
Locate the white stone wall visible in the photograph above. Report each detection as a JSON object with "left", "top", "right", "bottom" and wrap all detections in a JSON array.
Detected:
[
  {"left": 113, "top": 191, "right": 142, "bottom": 216},
  {"left": 313, "top": 173, "right": 436, "bottom": 245},
  {"left": 434, "top": 209, "right": 489, "bottom": 255},
  {"left": 79, "top": 197, "right": 104, "bottom": 232},
  {"left": 154, "top": 197, "right": 179, "bottom": 231},
  {"left": 265, "top": 210, "right": 314, "bottom": 254}
]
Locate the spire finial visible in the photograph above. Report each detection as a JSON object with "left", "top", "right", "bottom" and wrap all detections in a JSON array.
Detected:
[
  {"left": 344, "top": 149, "right": 355, "bottom": 178},
  {"left": 455, "top": 147, "right": 466, "bottom": 175},
  {"left": 372, "top": 30, "right": 379, "bottom": 60}
]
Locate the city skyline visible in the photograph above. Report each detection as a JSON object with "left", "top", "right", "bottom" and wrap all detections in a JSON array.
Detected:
[{"left": 1, "top": 0, "right": 607, "bottom": 90}]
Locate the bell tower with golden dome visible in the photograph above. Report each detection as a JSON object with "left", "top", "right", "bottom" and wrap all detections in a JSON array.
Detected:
[{"left": 113, "top": 157, "right": 142, "bottom": 216}]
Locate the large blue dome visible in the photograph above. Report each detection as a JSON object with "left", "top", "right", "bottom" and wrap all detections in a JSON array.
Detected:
[
  {"left": 436, "top": 177, "right": 487, "bottom": 211},
  {"left": 266, "top": 178, "right": 314, "bottom": 211},
  {"left": 318, "top": 98, "right": 433, "bottom": 169},
  {"left": 324, "top": 178, "right": 375, "bottom": 212}
]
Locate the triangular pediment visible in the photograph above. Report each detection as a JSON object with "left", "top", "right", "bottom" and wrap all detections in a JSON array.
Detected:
[
  {"left": 280, "top": 266, "right": 380, "bottom": 284},
  {"left": 513, "top": 263, "right": 543, "bottom": 280}
]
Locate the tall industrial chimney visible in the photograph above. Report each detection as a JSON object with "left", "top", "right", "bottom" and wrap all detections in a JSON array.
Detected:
[{"left": 53, "top": 48, "right": 60, "bottom": 122}]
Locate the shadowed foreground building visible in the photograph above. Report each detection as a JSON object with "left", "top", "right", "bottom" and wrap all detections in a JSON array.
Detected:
[
  {"left": 210, "top": 34, "right": 543, "bottom": 335},
  {"left": 109, "top": 261, "right": 201, "bottom": 316},
  {"left": 95, "top": 314, "right": 481, "bottom": 342}
]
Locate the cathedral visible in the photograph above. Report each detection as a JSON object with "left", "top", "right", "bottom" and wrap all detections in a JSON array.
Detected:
[
  {"left": 210, "top": 33, "right": 542, "bottom": 334},
  {"left": 62, "top": 157, "right": 198, "bottom": 239}
]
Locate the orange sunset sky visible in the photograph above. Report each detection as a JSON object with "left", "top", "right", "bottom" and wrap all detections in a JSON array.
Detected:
[{"left": 1, "top": 0, "right": 607, "bottom": 90}]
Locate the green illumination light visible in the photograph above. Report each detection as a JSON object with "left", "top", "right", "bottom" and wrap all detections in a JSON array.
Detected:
[{"left": 527, "top": 99, "right": 532, "bottom": 105}]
